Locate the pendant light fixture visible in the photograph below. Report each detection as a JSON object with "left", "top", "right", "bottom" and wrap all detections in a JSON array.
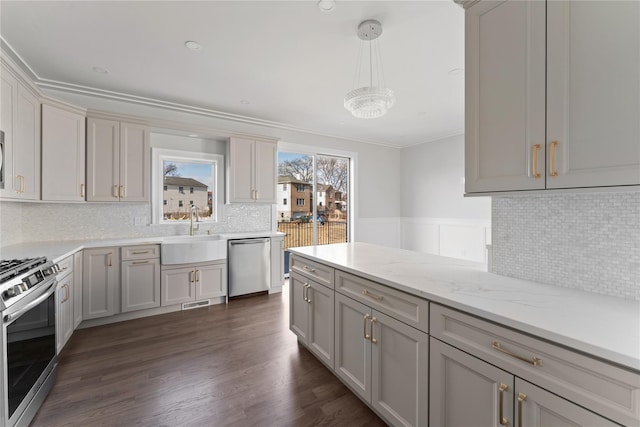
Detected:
[{"left": 344, "top": 20, "right": 395, "bottom": 119}]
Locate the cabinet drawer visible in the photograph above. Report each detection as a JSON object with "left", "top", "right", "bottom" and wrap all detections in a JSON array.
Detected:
[
  {"left": 121, "top": 245, "right": 160, "bottom": 261},
  {"left": 290, "top": 255, "right": 334, "bottom": 289},
  {"left": 56, "top": 255, "right": 73, "bottom": 278},
  {"left": 431, "top": 303, "right": 640, "bottom": 427},
  {"left": 335, "top": 270, "right": 428, "bottom": 333}
]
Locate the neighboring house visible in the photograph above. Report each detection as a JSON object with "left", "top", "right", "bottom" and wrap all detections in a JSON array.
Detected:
[
  {"left": 163, "top": 176, "right": 208, "bottom": 220},
  {"left": 277, "top": 175, "right": 312, "bottom": 220},
  {"left": 316, "top": 184, "right": 336, "bottom": 215}
]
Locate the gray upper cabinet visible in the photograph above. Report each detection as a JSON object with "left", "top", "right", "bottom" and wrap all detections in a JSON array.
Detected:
[
  {"left": 465, "top": 0, "right": 640, "bottom": 194},
  {"left": 41, "top": 102, "right": 86, "bottom": 201},
  {"left": 0, "top": 62, "right": 41, "bottom": 200},
  {"left": 86, "top": 117, "right": 150, "bottom": 202},
  {"left": 227, "top": 136, "right": 277, "bottom": 203}
]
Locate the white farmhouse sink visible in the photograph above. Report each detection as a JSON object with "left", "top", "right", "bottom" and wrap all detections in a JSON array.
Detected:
[{"left": 161, "top": 235, "right": 227, "bottom": 265}]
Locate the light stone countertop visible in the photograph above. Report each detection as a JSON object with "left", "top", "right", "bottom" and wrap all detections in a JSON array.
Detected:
[
  {"left": 0, "top": 231, "right": 284, "bottom": 263},
  {"left": 288, "top": 242, "right": 640, "bottom": 372}
]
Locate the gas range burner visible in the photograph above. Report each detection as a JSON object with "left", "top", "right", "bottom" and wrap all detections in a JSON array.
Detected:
[{"left": 0, "top": 257, "right": 48, "bottom": 284}]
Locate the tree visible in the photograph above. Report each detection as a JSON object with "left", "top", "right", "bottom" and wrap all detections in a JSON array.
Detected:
[
  {"left": 164, "top": 162, "right": 179, "bottom": 176},
  {"left": 278, "top": 156, "right": 313, "bottom": 182},
  {"left": 317, "top": 157, "right": 348, "bottom": 194}
]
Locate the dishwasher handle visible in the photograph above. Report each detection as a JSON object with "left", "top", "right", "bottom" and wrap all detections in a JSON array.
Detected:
[{"left": 229, "top": 238, "right": 270, "bottom": 245}]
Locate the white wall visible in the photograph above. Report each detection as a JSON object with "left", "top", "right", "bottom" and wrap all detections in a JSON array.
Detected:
[{"left": 399, "top": 134, "right": 491, "bottom": 263}]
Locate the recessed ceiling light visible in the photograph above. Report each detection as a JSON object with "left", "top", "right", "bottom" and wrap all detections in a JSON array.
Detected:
[
  {"left": 240, "top": 99, "right": 250, "bottom": 105},
  {"left": 185, "top": 41, "right": 202, "bottom": 51},
  {"left": 448, "top": 68, "right": 464, "bottom": 76},
  {"left": 92, "top": 66, "right": 109, "bottom": 74},
  {"left": 318, "top": 0, "right": 336, "bottom": 13}
]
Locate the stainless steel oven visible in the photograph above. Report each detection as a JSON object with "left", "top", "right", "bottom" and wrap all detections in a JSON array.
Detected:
[{"left": 1, "top": 258, "right": 58, "bottom": 427}]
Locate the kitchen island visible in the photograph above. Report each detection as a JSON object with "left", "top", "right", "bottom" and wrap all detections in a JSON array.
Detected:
[{"left": 288, "top": 242, "right": 640, "bottom": 427}]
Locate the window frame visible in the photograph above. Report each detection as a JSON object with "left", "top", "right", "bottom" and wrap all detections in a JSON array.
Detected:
[{"left": 151, "top": 148, "right": 224, "bottom": 225}]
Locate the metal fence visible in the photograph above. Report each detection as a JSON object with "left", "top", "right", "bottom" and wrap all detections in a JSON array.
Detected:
[{"left": 277, "top": 221, "right": 348, "bottom": 250}]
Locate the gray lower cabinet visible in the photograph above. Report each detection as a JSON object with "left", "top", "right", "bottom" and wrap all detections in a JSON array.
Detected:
[
  {"left": 73, "top": 251, "right": 83, "bottom": 328},
  {"left": 289, "top": 272, "right": 334, "bottom": 368},
  {"left": 55, "top": 270, "right": 74, "bottom": 354},
  {"left": 161, "top": 261, "right": 226, "bottom": 306},
  {"left": 334, "top": 292, "right": 428, "bottom": 427},
  {"left": 121, "top": 258, "right": 160, "bottom": 312},
  {"left": 83, "top": 247, "right": 120, "bottom": 320},
  {"left": 430, "top": 338, "right": 618, "bottom": 427}
]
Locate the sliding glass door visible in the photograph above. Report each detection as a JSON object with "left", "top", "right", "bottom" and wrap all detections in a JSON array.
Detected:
[{"left": 277, "top": 151, "right": 350, "bottom": 250}]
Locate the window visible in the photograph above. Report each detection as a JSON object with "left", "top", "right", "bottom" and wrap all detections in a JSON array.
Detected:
[
  {"left": 296, "top": 198, "right": 305, "bottom": 206},
  {"left": 152, "top": 148, "right": 224, "bottom": 224},
  {"left": 283, "top": 183, "right": 288, "bottom": 190},
  {"left": 283, "top": 198, "right": 287, "bottom": 205},
  {"left": 319, "top": 202, "right": 323, "bottom": 206},
  {"left": 297, "top": 184, "right": 305, "bottom": 192}
]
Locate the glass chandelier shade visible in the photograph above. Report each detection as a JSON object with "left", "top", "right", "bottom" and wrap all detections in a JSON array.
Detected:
[{"left": 344, "top": 20, "right": 395, "bottom": 119}]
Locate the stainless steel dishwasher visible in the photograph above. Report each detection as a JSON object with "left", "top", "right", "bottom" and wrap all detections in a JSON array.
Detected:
[{"left": 228, "top": 238, "right": 271, "bottom": 297}]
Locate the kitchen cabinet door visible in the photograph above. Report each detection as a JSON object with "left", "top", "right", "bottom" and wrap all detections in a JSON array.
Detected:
[
  {"left": 465, "top": 0, "right": 546, "bottom": 193},
  {"left": 307, "top": 280, "right": 334, "bottom": 369},
  {"left": 41, "top": 103, "right": 86, "bottom": 201},
  {"left": 253, "top": 139, "right": 277, "bottom": 203},
  {"left": 515, "top": 378, "right": 619, "bottom": 427},
  {"left": 371, "top": 310, "right": 428, "bottom": 427},
  {"left": 119, "top": 122, "right": 150, "bottom": 201},
  {"left": 430, "top": 338, "right": 514, "bottom": 427},
  {"left": 86, "top": 118, "right": 120, "bottom": 202},
  {"left": 121, "top": 258, "right": 160, "bottom": 312},
  {"left": 161, "top": 266, "right": 195, "bottom": 306},
  {"left": 334, "top": 292, "right": 371, "bottom": 403},
  {"left": 56, "top": 273, "right": 74, "bottom": 354},
  {"left": 289, "top": 274, "right": 309, "bottom": 342},
  {"left": 228, "top": 137, "right": 255, "bottom": 203},
  {"left": 12, "top": 82, "right": 40, "bottom": 200},
  {"left": 83, "top": 247, "right": 119, "bottom": 320},
  {"left": 195, "top": 262, "right": 226, "bottom": 299},
  {"left": 270, "top": 236, "right": 285, "bottom": 291},
  {"left": 546, "top": 1, "right": 640, "bottom": 188},
  {"left": 73, "top": 251, "right": 83, "bottom": 328}
]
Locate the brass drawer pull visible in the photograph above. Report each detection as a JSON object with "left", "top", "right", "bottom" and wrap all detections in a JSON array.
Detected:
[
  {"left": 131, "top": 251, "right": 150, "bottom": 255},
  {"left": 303, "top": 265, "right": 316, "bottom": 273},
  {"left": 120, "top": 185, "right": 125, "bottom": 198},
  {"left": 492, "top": 341, "right": 543, "bottom": 366},
  {"left": 549, "top": 140, "right": 559, "bottom": 177},
  {"left": 132, "top": 260, "right": 149, "bottom": 265},
  {"left": 517, "top": 392, "right": 527, "bottom": 427},
  {"left": 363, "top": 313, "right": 371, "bottom": 341},
  {"left": 370, "top": 317, "right": 378, "bottom": 344},
  {"left": 362, "top": 289, "right": 383, "bottom": 301},
  {"left": 80, "top": 183, "right": 85, "bottom": 198},
  {"left": 531, "top": 144, "right": 541, "bottom": 179},
  {"left": 498, "top": 383, "right": 509, "bottom": 426},
  {"left": 107, "top": 252, "right": 113, "bottom": 267}
]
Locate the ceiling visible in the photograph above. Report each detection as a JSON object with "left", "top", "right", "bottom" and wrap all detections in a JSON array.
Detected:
[{"left": 0, "top": 1, "right": 464, "bottom": 148}]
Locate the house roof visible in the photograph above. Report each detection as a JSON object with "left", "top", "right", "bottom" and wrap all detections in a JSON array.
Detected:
[
  {"left": 318, "top": 184, "right": 333, "bottom": 192},
  {"left": 164, "top": 176, "right": 207, "bottom": 188},
  {"left": 278, "top": 175, "right": 310, "bottom": 185}
]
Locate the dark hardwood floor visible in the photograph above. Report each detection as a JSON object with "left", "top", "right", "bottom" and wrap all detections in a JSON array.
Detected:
[{"left": 32, "top": 285, "right": 387, "bottom": 427}]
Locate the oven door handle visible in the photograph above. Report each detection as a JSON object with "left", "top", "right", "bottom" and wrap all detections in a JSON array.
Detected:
[{"left": 4, "top": 280, "right": 57, "bottom": 323}]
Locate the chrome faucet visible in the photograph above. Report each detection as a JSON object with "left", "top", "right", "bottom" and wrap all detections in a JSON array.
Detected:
[{"left": 189, "top": 205, "right": 200, "bottom": 236}]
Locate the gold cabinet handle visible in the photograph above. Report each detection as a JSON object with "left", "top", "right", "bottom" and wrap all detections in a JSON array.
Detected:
[
  {"left": 113, "top": 185, "right": 119, "bottom": 198},
  {"left": 492, "top": 341, "right": 543, "bottom": 366},
  {"left": 189, "top": 271, "right": 194, "bottom": 283},
  {"left": 195, "top": 269, "right": 200, "bottom": 282},
  {"left": 517, "top": 392, "right": 527, "bottom": 427},
  {"left": 81, "top": 183, "right": 85, "bottom": 198},
  {"left": 362, "top": 289, "right": 383, "bottom": 301},
  {"left": 549, "top": 141, "right": 559, "bottom": 177},
  {"left": 132, "top": 251, "right": 150, "bottom": 255},
  {"left": 120, "top": 185, "right": 125, "bottom": 198},
  {"left": 132, "top": 260, "right": 149, "bottom": 265},
  {"left": 303, "top": 265, "right": 316, "bottom": 273},
  {"left": 20, "top": 175, "right": 25, "bottom": 193},
  {"left": 363, "top": 313, "right": 371, "bottom": 341},
  {"left": 107, "top": 252, "right": 113, "bottom": 267},
  {"left": 370, "top": 317, "right": 378, "bottom": 344},
  {"left": 531, "top": 144, "right": 541, "bottom": 179},
  {"left": 499, "top": 383, "right": 509, "bottom": 426}
]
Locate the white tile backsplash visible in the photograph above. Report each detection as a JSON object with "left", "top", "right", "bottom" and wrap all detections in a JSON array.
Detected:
[
  {"left": 492, "top": 192, "right": 640, "bottom": 301},
  {"left": 1, "top": 201, "right": 272, "bottom": 244}
]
